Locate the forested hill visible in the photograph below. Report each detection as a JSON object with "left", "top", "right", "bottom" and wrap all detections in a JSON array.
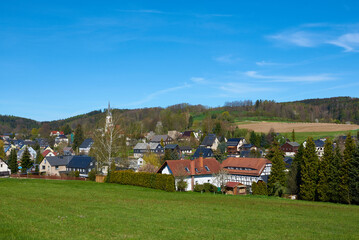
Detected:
[{"left": 1, "top": 96, "right": 359, "bottom": 135}]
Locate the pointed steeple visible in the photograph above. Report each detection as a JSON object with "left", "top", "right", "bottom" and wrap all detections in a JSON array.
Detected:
[{"left": 107, "top": 101, "right": 112, "bottom": 116}]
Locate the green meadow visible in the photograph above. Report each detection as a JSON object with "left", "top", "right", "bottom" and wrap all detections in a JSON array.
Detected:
[
  {"left": 1, "top": 178, "right": 358, "bottom": 240},
  {"left": 281, "top": 129, "right": 359, "bottom": 143}
]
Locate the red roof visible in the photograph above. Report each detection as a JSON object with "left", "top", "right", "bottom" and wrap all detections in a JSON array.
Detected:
[
  {"left": 158, "top": 157, "right": 221, "bottom": 176},
  {"left": 42, "top": 149, "right": 56, "bottom": 157},
  {"left": 221, "top": 157, "right": 271, "bottom": 176},
  {"left": 226, "top": 182, "right": 244, "bottom": 188}
]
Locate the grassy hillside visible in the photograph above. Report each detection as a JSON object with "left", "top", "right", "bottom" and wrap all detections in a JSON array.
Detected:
[
  {"left": 282, "top": 129, "right": 359, "bottom": 143},
  {"left": 1, "top": 178, "right": 358, "bottom": 240}
]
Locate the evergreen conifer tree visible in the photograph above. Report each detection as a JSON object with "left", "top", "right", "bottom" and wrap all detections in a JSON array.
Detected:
[
  {"left": 339, "top": 134, "right": 355, "bottom": 204},
  {"left": 267, "top": 141, "right": 286, "bottom": 195},
  {"left": 349, "top": 144, "right": 359, "bottom": 204},
  {"left": 317, "top": 139, "right": 333, "bottom": 202},
  {"left": 72, "top": 124, "right": 84, "bottom": 151},
  {"left": 288, "top": 144, "right": 304, "bottom": 196},
  {"left": 328, "top": 146, "right": 342, "bottom": 203},
  {"left": 9, "top": 149, "right": 18, "bottom": 174},
  {"left": 292, "top": 129, "right": 296, "bottom": 142},
  {"left": 20, "top": 147, "right": 32, "bottom": 173},
  {"left": 300, "top": 137, "right": 319, "bottom": 201}
]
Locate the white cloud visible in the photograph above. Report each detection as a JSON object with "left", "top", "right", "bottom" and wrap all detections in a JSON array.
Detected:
[
  {"left": 268, "top": 23, "right": 359, "bottom": 52},
  {"left": 256, "top": 61, "right": 282, "bottom": 66},
  {"left": 220, "top": 83, "right": 275, "bottom": 94},
  {"left": 245, "top": 71, "right": 335, "bottom": 83},
  {"left": 127, "top": 83, "right": 191, "bottom": 106},
  {"left": 190, "top": 77, "right": 205, "bottom": 83},
  {"left": 214, "top": 55, "right": 240, "bottom": 63},
  {"left": 328, "top": 33, "right": 359, "bottom": 52}
]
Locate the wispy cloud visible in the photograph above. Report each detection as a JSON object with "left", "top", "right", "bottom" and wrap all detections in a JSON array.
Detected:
[
  {"left": 126, "top": 83, "right": 191, "bottom": 106},
  {"left": 256, "top": 61, "right": 283, "bottom": 66},
  {"left": 328, "top": 33, "right": 359, "bottom": 52},
  {"left": 268, "top": 23, "right": 359, "bottom": 52},
  {"left": 214, "top": 55, "right": 240, "bottom": 63},
  {"left": 116, "top": 9, "right": 232, "bottom": 18},
  {"left": 220, "top": 83, "right": 276, "bottom": 94},
  {"left": 245, "top": 71, "right": 335, "bottom": 83},
  {"left": 190, "top": 77, "right": 206, "bottom": 83}
]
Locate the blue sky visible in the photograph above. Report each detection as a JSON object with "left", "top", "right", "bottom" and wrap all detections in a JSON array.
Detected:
[{"left": 1, "top": 1, "right": 359, "bottom": 121}]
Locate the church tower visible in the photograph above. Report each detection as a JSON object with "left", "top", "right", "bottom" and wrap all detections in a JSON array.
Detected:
[{"left": 105, "top": 102, "right": 113, "bottom": 131}]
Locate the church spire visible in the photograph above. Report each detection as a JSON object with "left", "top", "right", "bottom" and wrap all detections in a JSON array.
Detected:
[{"left": 107, "top": 101, "right": 112, "bottom": 116}]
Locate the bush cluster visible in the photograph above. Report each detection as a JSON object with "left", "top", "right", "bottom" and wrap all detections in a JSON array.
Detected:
[
  {"left": 106, "top": 170, "right": 175, "bottom": 192},
  {"left": 193, "top": 183, "right": 218, "bottom": 193},
  {"left": 252, "top": 181, "right": 268, "bottom": 195}
]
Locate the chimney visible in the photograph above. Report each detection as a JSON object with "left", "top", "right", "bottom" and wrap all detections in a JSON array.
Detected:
[
  {"left": 199, "top": 156, "right": 204, "bottom": 169},
  {"left": 190, "top": 160, "right": 195, "bottom": 191}
]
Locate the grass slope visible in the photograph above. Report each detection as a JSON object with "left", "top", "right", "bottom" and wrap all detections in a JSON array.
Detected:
[
  {"left": 1, "top": 179, "right": 358, "bottom": 240},
  {"left": 282, "top": 130, "right": 359, "bottom": 143}
]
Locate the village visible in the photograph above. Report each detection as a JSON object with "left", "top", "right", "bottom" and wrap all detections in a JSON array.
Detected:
[{"left": 1, "top": 104, "right": 356, "bottom": 198}]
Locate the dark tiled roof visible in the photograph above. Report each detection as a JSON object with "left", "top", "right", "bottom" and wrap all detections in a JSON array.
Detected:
[
  {"left": 67, "top": 156, "right": 94, "bottom": 169},
  {"left": 201, "top": 134, "right": 217, "bottom": 146},
  {"left": 164, "top": 144, "right": 179, "bottom": 150},
  {"left": 227, "top": 138, "right": 244, "bottom": 146},
  {"left": 179, "top": 146, "right": 192, "bottom": 151},
  {"left": 314, "top": 140, "right": 325, "bottom": 147},
  {"left": 46, "top": 156, "right": 72, "bottom": 166},
  {"left": 242, "top": 143, "right": 254, "bottom": 148},
  {"left": 79, "top": 138, "right": 94, "bottom": 149},
  {"left": 192, "top": 147, "right": 214, "bottom": 158}
]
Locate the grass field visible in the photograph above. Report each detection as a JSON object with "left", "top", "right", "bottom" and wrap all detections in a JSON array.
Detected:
[
  {"left": 281, "top": 130, "right": 359, "bottom": 143},
  {"left": 1, "top": 179, "right": 358, "bottom": 240}
]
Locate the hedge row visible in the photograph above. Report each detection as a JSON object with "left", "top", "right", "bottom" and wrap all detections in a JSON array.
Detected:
[{"left": 107, "top": 170, "right": 175, "bottom": 192}]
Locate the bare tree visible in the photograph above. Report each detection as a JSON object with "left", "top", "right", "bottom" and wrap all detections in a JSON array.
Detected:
[
  {"left": 213, "top": 169, "right": 229, "bottom": 194},
  {"left": 90, "top": 105, "right": 122, "bottom": 173}
]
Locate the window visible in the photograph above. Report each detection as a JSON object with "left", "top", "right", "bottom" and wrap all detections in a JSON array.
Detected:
[
  {"left": 204, "top": 165, "right": 210, "bottom": 171},
  {"left": 0, "top": 164, "right": 2, "bottom": 168},
  {"left": 195, "top": 168, "right": 199, "bottom": 173},
  {"left": 55, "top": 166, "right": 59, "bottom": 170},
  {"left": 184, "top": 167, "right": 190, "bottom": 172},
  {"left": 42, "top": 166, "right": 45, "bottom": 170}
]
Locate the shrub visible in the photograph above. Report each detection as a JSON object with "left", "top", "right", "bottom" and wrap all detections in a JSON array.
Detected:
[
  {"left": 107, "top": 170, "right": 175, "bottom": 192},
  {"left": 203, "top": 183, "right": 217, "bottom": 193},
  {"left": 177, "top": 179, "right": 188, "bottom": 191},
  {"left": 88, "top": 169, "right": 97, "bottom": 181},
  {"left": 252, "top": 181, "right": 268, "bottom": 195},
  {"left": 194, "top": 184, "right": 203, "bottom": 192}
]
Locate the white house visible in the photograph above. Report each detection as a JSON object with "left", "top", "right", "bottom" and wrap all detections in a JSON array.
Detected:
[
  {"left": 221, "top": 157, "right": 272, "bottom": 189},
  {"left": 0, "top": 158, "right": 11, "bottom": 176},
  {"left": 157, "top": 157, "right": 221, "bottom": 191}
]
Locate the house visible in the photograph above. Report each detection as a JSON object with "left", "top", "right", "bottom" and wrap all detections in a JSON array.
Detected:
[
  {"left": 280, "top": 142, "right": 300, "bottom": 156},
  {"left": 66, "top": 156, "right": 95, "bottom": 177},
  {"left": 314, "top": 140, "right": 325, "bottom": 157},
  {"left": 63, "top": 147, "right": 75, "bottom": 156},
  {"left": 145, "top": 131, "right": 156, "bottom": 141},
  {"left": 17, "top": 146, "right": 37, "bottom": 161},
  {"left": 42, "top": 149, "right": 56, "bottom": 158},
  {"left": 240, "top": 150, "right": 263, "bottom": 158},
  {"left": 192, "top": 147, "right": 214, "bottom": 159},
  {"left": 0, "top": 158, "right": 11, "bottom": 176},
  {"left": 168, "top": 131, "right": 181, "bottom": 141},
  {"left": 221, "top": 157, "right": 272, "bottom": 189},
  {"left": 133, "top": 142, "right": 164, "bottom": 158},
  {"left": 178, "top": 130, "right": 199, "bottom": 141},
  {"left": 50, "top": 131, "right": 64, "bottom": 137},
  {"left": 240, "top": 144, "right": 257, "bottom": 152},
  {"left": 179, "top": 146, "right": 193, "bottom": 155},
  {"left": 39, "top": 156, "right": 73, "bottom": 176},
  {"left": 227, "top": 138, "right": 247, "bottom": 155},
  {"left": 150, "top": 135, "right": 173, "bottom": 145},
  {"left": 164, "top": 144, "right": 181, "bottom": 156},
  {"left": 200, "top": 134, "right": 220, "bottom": 151},
  {"left": 284, "top": 157, "right": 293, "bottom": 169},
  {"left": 302, "top": 139, "right": 326, "bottom": 157},
  {"left": 54, "top": 135, "right": 69, "bottom": 147},
  {"left": 225, "top": 182, "right": 247, "bottom": 195},
  {"left": 35, "top": 138, "right": 49, "bottom": 149},
  {"left": 79, "top": 138, "right": 94, "bottom": 155},
  {"left": 157, "top": 157, "right": 221, "bottom": 191}
]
